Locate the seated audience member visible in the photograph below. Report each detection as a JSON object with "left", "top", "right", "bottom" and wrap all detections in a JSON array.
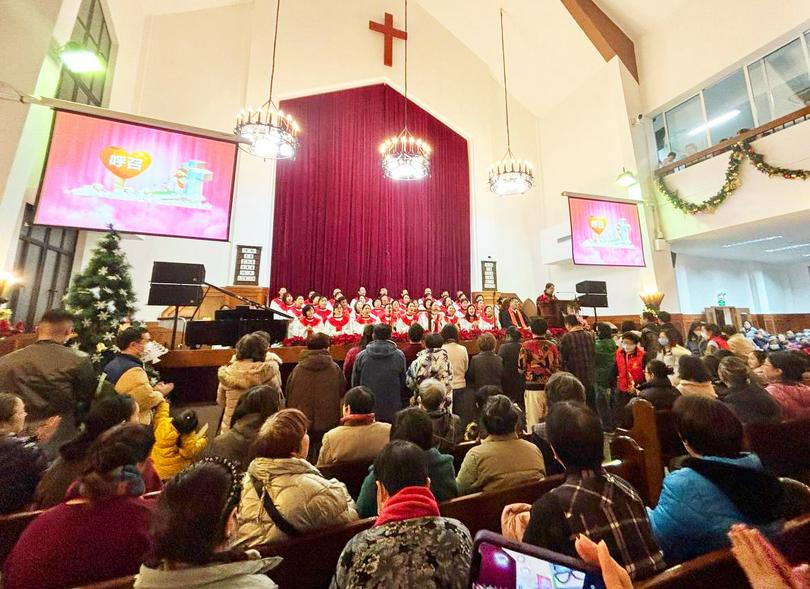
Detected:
[
  {"left": 206, "top": 385, "right": 280, "bottom": 468},
  {"left": 725, "top": 325, "right": 756, "bottom": 359},
  {"left": 406, "top": 332, "right": 453, "bottom": 402},
  {"left": 656, "top": 327, "right": 691, "bottom": 382},
  {"left": 762, "top": 351, "right": 810, "bottom": 420},
  {"left": 456, "top": 395, "right": 545, "bottom": 495},
  {"left": 463, "top": 385, "right": 520, "bottom": 441},
  {"left": 333, "top": 440, "right": 472, "bottom": 589},
  {"left": 466, "top": 332, "right": 504, "bottom": 391},
  {"left": 34, "top": 394, "right": 159, "bottom": 508},
  {"left": 104, "top": 326, "right": 174, "bottom": 425},
  {"left": 748, "top": 350, "right": 769, "bottom": 382},
  {"left": 317, "top": 386, "right": 392, "bottom": 465},
  {"left": 0, "top": 309, "right": 96, "bottom": 458},
  {"left": 704, "top": 323, "right": 730, "bottom": 353},
  {"left": 594, "top": 322, "right": 618, "bottom": 431},
  {"left": 676, "top": 355, "right": 718, "bottom": 398},
  {"left": 719, "top": 356, "right": 782, "bottom": 426},
  {"left": 286, "top": 333, "right": 346, "bottom": 459},
  {"left": 497, "top": 326, "right": 525, "bottom": 406},
  {"left": 150, "top": 401, "right": 207, "bottom": 481},
  {"left": 703, "top": 353, "right": 730, "bottom": 398},
  {"left": 528, "top": 372, "right": 586, "bottom": 476},
  {"left": 523, "top": 402, "right": 666, "bottom": 580},
  {"left": 623, "top": 360, "right": 681, "bottom": 427},
  {"left": 217, "top": 333, "right": 282, "bottom": 432},
  {"left": 417, "top": 378, "right": 462, "bottom": 453},
  {"left": 0, "top": 392, "right": 51, "bottom": 513},
  {"left": 235, "top": 409, "right": 357, "bottom": 547},
  {"left": 135, "top": 457, "right": 279, "bottom": 588},
  {"left": 519, "top": 317, "right": 561, "bottom": 427},
  {"left": 3, "top": 423, "right": 156, "bottom": 589},
  {"left": 343, "top": 324, "right": 375, "bottom": 382},
  {"left": 356, "top": 407, "right": 458, "bottom": 517},
  {"left": 352, "top": 324, "right": 406, "bottom": 423},
  {"left": 614, "top": 331, "right": 646, "bottom": 420},
  {"left": 647, "top": 396, "right": 784, "bottom": 565},
  {"left": 401, "top": 323, "right": 425, "bottom": 366}
]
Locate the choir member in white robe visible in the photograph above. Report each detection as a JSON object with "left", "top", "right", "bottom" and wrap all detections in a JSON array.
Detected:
[
  {"left": 458, "top": 304, "right": 480, "bottom": 331},
  {"left": 396, "top": 301, "right": 422, "bottom": 334},
  {"left": 398, "top": 289, "right": 410, "bottom": 305},
  {"left": 371, "top": 298, "right": 384, "bottom": 319},
  {"left": 290, "top": 304, "right": 324, "bottom": 339},
  {"left": 420, "top": 299, "right": 442, "bottom": 334},
  {"left": 323, "top": 306, "right": 353, "bottom": 337},
  {"left": 313, "top": 296, "right": 332, "bottom": 323},
  {"left": 353, "top": 303, "right": 378, "bottom": 334},
  {"left": 391, "top": 300, "right": 402, "bottom": 319},
  {"left": 269, "top": 287, "right": 288, "bottom": 312},
  {"left": 289, "top": 296, "right": 305, "bottom": 318},
  {"left": 479, "top": 305, "right": 499, "bottom": 331},
  {"left": 444, "top": 304, "right": 460, "bottom": 329},
  {"left": 473, "top": 294, "right": 486, "bottom": 314},
  {"left": 418, "top": 288, "right": 433, "bottom": 308},
  {"left": 379, "top": 303, "right": 397, "bottom": 326},
  {"left": 350, "top": 286, "right": 368, "bottom": 307}
]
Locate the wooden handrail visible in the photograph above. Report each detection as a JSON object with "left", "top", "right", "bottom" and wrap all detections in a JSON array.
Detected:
[{"left": 655, "top": 103, "right": 810, "bottom": 177}]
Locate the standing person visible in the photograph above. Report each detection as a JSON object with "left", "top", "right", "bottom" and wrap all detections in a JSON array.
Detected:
[
  {"left": 285, "top": 333, "right": 347, "bottom": 461},
  {"left": 640, "top": 311, "right": 661, "bottom": 359},
  {"left": 614, "top": 332, "right": 646, "bottom": 422},
  {"left": 536, "top": 282, "right": 558, "bottom": 306},
  {"left": 401, "top": 323, "right": 425, "bottom": 367},
  {"left": 217, "top": 333, "right": 281, "bottom": 433},
  {"left": 406, "top": 333, "right": 453, "bottom": 403},
  {"left": 269, "top": 287, "right": 288, "bottom": 312},
  {"left": 134, "top": 458, "right": 280, "bottom": 588},
  {"left": 499, "top": 297, "right": 528, "bottom": 330},
  {"left": 332, "top": 440, "right": 472, "bottom": 589},
  {"left": 656, "top": 326, "right": 691, "bottom": 383},
  {"left": 594, "top": 322, "right": 618, "bottom": 431},
  {"left": 518, "top": 318, "right": 560, "bottom": 427},
  {"left": 0, "top": 309, "right": 96, "bottom": 458},
  {"left": 761, "top": 351, "right": 810, "bottom": 419},
  {"left": 312, "top": 296, "right": 332, "bottom": 323},
  {"left": 0, "top": 393, "right": 52, "bottom": 513},
  {"left": 352, "top": 324, "right": 406, "bottom": 423},
  {"left": 523, "top": 402, "right": 666, "bottom": 581},
  {"left": 467, "top": 333, "right": 503, "bottom": 391},
  {"left": 441, "top": 324, "right": 471, "bottom": 426},
  {"left": 3, "top": 424, "right": 156, "bottom": 589},
  {"left": 498, "top": 326, "right": 525, "bottom": 406},
  {"left": 656, "top": 311, "right": 683, "bottom": 346},
  {"left": 343, "top": 324, "right": 375, "bottom": 382},
  {"left": 104, "top": 326, "right": 174, "bottom": 426},
  {"left": 317, "top": 387, "right": 392, "bottom": 465},
  {"left": 559, "top": 314, "right": 596, "bottom": 408}
]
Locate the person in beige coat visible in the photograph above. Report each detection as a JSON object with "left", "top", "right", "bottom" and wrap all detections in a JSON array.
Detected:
[
  {"left": 456, "top": 395, "right": 545, "bottom": 495},
  {"left": 234, "top": 409, "right": 357, "bottom": 547},
  {"left": 676, "top": 355, "right": 718, "bottom": 399},
  {"left": 317, "top": 386, "right": 391, "bottom": 466},
  {"left": 218, "top": 334, "right": 282, "bottom": 433}
]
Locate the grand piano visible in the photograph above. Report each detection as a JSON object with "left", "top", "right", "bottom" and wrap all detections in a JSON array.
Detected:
[{"left": 185, "top": 307, "right": 290, "bottom": 347}]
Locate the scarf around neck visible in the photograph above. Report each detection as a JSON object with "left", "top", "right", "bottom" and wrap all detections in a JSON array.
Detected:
[
  {"left": 509, "top": 307, "right": 527, "bottom": 329},
  {"left": 340, "top": 413, "right": 376, "bottom": 427},
  {"left": 375, "top": 485, "right": 440, "bottom": 527}
]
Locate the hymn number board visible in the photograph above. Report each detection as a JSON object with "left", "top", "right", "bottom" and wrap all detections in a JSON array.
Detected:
[
  {"left": 234, "top": 245, "right": 262, "bottom": 286},
  {"left": 481, "top": 260, "right": 497, "bottom": 291}
]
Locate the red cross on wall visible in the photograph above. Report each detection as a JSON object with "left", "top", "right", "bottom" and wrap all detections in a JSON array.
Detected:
[{"left": 369, "top": 12, "right": 407, "bottom": 67}]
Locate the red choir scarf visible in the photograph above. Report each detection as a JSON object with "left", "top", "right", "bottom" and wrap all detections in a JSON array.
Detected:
[
  {"left": 356, "top": 316, "right": 375, "bottom": 325},
  {"left": 290, "top": 306, "right": 303, "bottom": 318},
  {"left": 314, "top": 307, "right": 331, "bottom": 322},
  {"left": 509, "top": 307, "right": 527, "bottom": 329},
  {"left": 327, "top": 315, "right": 350, "bottom": 331},
  {"left": 381, "top": 313, "right": 395, "bottom": 325},
  {"left": 375, "top": 485, "right": 440, "bottom": 527},
  {"left": 400, "top": 313, "right": 418, "bottom": 326},
  {"left": 271, "top": 297, "right": 283, "bottom": 308},
  {"left": 300, "top": 315, "right": 321, "bottom": 328},
  {"left": 445, "top": 314, "right": 459, "bottom": 325}
]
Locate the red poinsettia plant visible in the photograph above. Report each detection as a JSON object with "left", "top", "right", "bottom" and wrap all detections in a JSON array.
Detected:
[
  {"left": 330, "top": 333, "right": 361, "bottom": 346},
  {"left": 0, "top": 319, "right": 24, "bottom": 338}
]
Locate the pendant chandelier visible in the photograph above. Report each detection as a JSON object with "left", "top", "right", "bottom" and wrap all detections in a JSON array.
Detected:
[
  {"left": 379, "top": 0, "right": 431, "bottom": 180},
  {"left": 488, "top": 8, "right": 534, "bottom": 196},
  {"left": 234, "top": 0, "right": 299, "bottom": 159}
]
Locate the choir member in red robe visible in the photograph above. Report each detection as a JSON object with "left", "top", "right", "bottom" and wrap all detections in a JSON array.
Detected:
[
  {"left": 291, "top": 304, "right": 323, "bottom": 338},
  {"left": 459, "top": 304, "right": 479, "bottom": 331},
  {"left": 324, "top": 305, "right": 352, "bottom": 336},
  {"left": 480, "top": 305, "right": 498, "bottom": 331},
  {"left": 379, "top": 287, "right": 389, "bottom": 300},
  {"left": 329, "top": 288, "right": 343, "bottom": 308},
  {"left": 306, "top": 290, "right": 317, "bottom": 305},
  {"left": 396, "top": 301, "right": 421, "bottom": 333}
]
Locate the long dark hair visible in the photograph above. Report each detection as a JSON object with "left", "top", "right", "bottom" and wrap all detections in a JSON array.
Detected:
[
  {"left": 359, "top": 324, "right": 375, "bottom": 350},
  {"left": 230, "top": 384, "right": 280, "bottom": 425},
  {"left": 60, "top": 394, "right": 137, "bottom": 462}
]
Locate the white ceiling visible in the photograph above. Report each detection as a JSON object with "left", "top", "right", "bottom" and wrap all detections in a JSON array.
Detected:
[{"left": 669, "top": 211, "right": 810, "bottom": 264}]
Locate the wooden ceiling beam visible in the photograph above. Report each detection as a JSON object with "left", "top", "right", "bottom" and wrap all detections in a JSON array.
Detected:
[{"left": 560, "top": 0, "right": 639, "bottom": 82}]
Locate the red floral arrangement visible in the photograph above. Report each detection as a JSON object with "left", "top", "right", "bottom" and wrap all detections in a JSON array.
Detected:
[
  {"left": 330, "top": 333, "right": 361, "bottom": 346},
  {"left": 548, "top": 327, "right": 566, "bottom": 338},
  {"left": 281, "top": 336, "right": 307, "bottom": 347},
  {"left": 390, "top": 331, "right": 407, "bottom": 342},
  {"left": 0, "top": 319, "right": 24, "bottom": 338}
]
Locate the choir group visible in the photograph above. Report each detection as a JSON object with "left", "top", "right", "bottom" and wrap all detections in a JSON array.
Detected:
[{"left": 269, "top": 286, "right": 502, "bottom": 339}]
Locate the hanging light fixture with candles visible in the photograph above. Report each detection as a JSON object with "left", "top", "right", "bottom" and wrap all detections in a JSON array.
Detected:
[
  {"left": 379, "top": 0, "right": 431, "bottom": 181},
  {"left": 616, "top": 167, "right": 639, "bottom": 187},
  {"left": 234, "top": 0, "right": 299, "bottom": 159},
  {"left": 488, "top": 8, "right": 534, "bottom": 197}
]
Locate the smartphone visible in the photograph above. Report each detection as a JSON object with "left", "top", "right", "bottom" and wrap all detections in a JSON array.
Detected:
[{"left": 469, "top": 530, "right": 606, "bottom": 589}]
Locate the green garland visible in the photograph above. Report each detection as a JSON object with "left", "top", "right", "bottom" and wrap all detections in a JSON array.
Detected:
[{"left": 655, "top": 140, "right": 810, "bottom": 215}]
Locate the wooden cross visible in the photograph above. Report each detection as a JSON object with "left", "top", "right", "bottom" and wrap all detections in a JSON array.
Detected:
[{"left": 369, "top": 12, "right": 407, "bottom": 67}]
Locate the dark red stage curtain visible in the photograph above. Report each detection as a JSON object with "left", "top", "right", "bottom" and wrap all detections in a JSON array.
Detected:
[{"left": 271, "top": 84, "right": 470, "bottom": 298}]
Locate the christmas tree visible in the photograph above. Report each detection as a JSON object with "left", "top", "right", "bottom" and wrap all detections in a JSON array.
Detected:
[{"left": 63, "top": 227, "right": 137, "bottom": 366}]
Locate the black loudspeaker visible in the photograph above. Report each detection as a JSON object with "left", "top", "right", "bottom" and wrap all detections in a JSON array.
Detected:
[
  {"left": 151, "top": 262, "right": 205, "bottom": 285},
  {"left": 578, "top": 294, "right": 608, "bottom": 308},
  {"left": 575, "top": 280, "right": 607, "bottom": 295},
  {"left": 147, "top": 284, "right": 204, "bottom": 306}
]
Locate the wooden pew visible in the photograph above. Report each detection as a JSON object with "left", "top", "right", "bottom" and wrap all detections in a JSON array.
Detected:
[
  {"left": 452, "top": 440, "right": 479, "bottom": 471},
  {"left": 607, "top": 435, "right": 651, "bottom": 506},
  {"left": 75, "top": 577, "right": 136, "bottom": 589},
  {"left": 318, "top": 459, "right": 373, "bottom": 500},
  {"left": 0, "top": 508, "right": 43, "bottom": 566},
  {"left": 637, "top": 512, "right": 810, "bottom": 589},
  {"left": 746, "top": 417, "right": 810, "bottom": 484}
]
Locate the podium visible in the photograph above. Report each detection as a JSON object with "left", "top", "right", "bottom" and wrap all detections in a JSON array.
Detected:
[{"left": 538, "top": 300, "right": 577, "bottom": 329}]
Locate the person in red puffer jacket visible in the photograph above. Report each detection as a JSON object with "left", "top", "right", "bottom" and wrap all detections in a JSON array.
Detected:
[{"left": 614, "top": 331, "right": 646, "bottom": 425}]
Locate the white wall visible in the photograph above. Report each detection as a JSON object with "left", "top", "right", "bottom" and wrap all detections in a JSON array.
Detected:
[
  {"left": 675, "top": 253, "right": 810, "bottom": 313},
  {"left": 638, "top": 0, "right": 810, "bottom": 112},
  {"left": 76, "top": 0, "right": 545, "bottom": 320}
]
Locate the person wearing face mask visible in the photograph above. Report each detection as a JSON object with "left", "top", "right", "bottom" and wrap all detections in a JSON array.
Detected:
[
  {"left": 613, "top": 332, "right": 646, "bottom": 422},
  {"left": 655, "top": 327, "right": 691, "bottom": 384},
  {"left": 103, "top": 327, "right": 174, "bottom": 425}
]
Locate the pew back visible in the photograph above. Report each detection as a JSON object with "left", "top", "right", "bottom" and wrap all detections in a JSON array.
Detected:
[
  {"left": 746, "top": 417, "right": 810, "bottom": 484},
  {"left": 0, "top": 508, "right": 43, "bottom": 566},
  {"left": 317, "top": 459, "right": 373, "bottom": 500}
]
